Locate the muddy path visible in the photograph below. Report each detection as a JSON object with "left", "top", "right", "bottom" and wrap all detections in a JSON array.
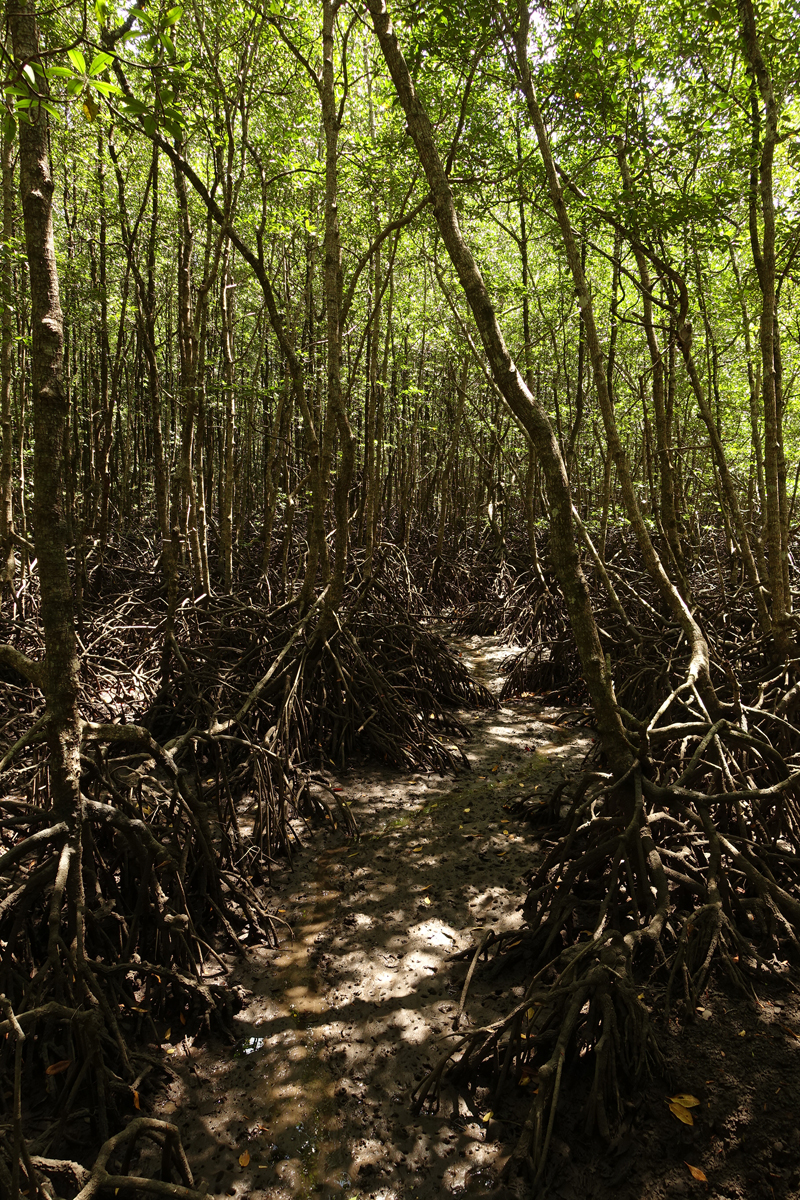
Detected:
[
  {"left": 142, "top": 633, "right": 800, "bottom": 1200},
  {"left": 147, "top": 633, "right": 593, "bottom": 1198}
]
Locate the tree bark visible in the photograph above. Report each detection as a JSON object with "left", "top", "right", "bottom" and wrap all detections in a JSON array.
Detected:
[
  {"left": 0, "top": 121, "right": 16, "bottom": 604},
  {"left": 9, "top": 0, "right": 80, "bottom": 817}
]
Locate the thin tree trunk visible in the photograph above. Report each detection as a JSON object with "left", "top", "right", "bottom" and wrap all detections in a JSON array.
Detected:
[
  {"left": 510, "top": 14, "right": 718, "bottom": 714},
  {"left": 0, "top": 122, "right": 16, "bottom": 604},
  {"left": 220, "top": 247, "right": 236, "bottom": 594},
  {"left": 740, "top": 0, "right": 791, "bottom": 655},
  {"left": 366, "top": 0, "right": 633, "bottom": 774}
]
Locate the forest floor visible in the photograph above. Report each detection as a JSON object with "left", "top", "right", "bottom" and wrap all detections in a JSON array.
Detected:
[{"left": 141, "top": 633, "right": 800, "bottom": 1200}]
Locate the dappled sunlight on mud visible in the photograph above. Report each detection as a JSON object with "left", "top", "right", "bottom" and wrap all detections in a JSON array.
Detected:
[{"left": 153, "top": 633, "right": 593, "bottom": 1198}]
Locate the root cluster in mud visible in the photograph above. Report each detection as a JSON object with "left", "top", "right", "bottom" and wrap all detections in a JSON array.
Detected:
[{"left": 2, "top": 526, "right": 800, "bottom": 1198}]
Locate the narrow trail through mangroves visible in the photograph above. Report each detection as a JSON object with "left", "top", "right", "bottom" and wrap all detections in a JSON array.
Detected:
[{"left": 161, "top": 633, "right": 595, "bottom": 1200}]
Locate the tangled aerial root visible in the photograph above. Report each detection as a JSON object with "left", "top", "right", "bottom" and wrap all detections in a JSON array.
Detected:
[
  {"left": 0, "top": 560, "right": 498, "bottom": 1175},
  {"left": 413, "top": 680, "right": 800, "bottom": 1187}
]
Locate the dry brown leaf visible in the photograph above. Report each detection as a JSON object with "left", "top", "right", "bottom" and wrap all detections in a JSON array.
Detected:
[
  {"left": 668, "top": 1102, "right": 694, "bottom": 1125},
  {"left": 45, "top": 1060, "right": 72, "bottom": 1076},
  {"left": 132, "top": 1089, "right": 140, "bottom": 1110},
  {"left": 669, "top": 1093, "right": 700, "bottom": 1108},
  {"left": 179, "top": 1013, "right": 186, "bottom": 1025},
  {"left": 685, "top": 1162, "right": 707, "bottom": 1182},
  {"left": 239, "top": 1150, "right": 250, "bottom": 1167},
  {"left": 164, "top": 1028, "right": 171, "bottom": 1040}
]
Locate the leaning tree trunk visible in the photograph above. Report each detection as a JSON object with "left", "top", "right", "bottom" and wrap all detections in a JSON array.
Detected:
[
  {"left": 508, "top": 10, "right": 721, "bottom": 718},
  {"left": 365, "top": 0, "right": 633, "bottom": 776},
  {"left": 9, "top": 0, "right": 81, "bottom": 819}
]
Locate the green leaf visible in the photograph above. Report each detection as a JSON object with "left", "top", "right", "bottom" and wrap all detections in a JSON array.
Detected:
[
  {"left": 22, "top": 63, "right": 36, "bottom": 87},
  {"left": 2, "top": 113, "right": 16, "bottom": 144},
  {"left": 158, "top": 30, "right": 176, "bottom": 57},
  {"left": 162, "top": 6, "right": 184, "bottom": 26},
  {"left": 121, "top": 97, "right": 147, "bottom": 116},
  {"left": 89, "top": 51, "right": 114, "bottom": 75},
  {"left": 67, "top": 48, "right": 87, "bottom": 74},
  {"left": 92, "top": 79, "right": 122, "bottom": 96},
  {"left": 45, "top": 66, "right": 76, "bottom": 79},
  {"left": 130, "top": 7, "right": 153, "bottom": 29}
]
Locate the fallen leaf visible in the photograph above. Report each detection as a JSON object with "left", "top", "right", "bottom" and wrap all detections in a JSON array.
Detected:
[
  {"left": 133, "top": 1089, "right": 140, "bottom": 1109},
  {"left": 481, "top": 1110, "right": 493, "bottom": 1122},
  {"left": 739, "top": 1029, "right": 746, "bottom": 1037},
  {"left": 685, "top": 1163, "right": 707, "bottom": 1182},
  {"left": 239, "top": 1150, "right": 250, "bottom": 1167},
  {"left": 669, "top": 1094, "right": 700, "bottom": 1108},
  {"left": 164, "top": 1028, "right": 171, "bottom": 1040},
  {"left": 412, "top": 846, "right": 423, "bottom": 852},
  {"left": 519, "top": 1075, "right": 531, "bottom": 1086},
  {"left": 180, "top": 1013, "right": 186, "bottom": 1025},
  {"left": 422, "top": 896, "right": 431, "bottom": 906},
  {"left": 669, "top": 1102, "right": 694, "bottom": 1125},
  {"left": 463, "top": 807, "right": 471, "bottom": 813},
  {"left": 45, "top": 1060, "right": 72, "bottom": 1075}
]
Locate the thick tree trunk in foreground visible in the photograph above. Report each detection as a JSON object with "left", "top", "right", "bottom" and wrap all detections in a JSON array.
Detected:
[
  {"left": 9, "top": 0, "right": 80, "bottom": 817},
  {"left": 366, "top": 0, "right": 633, "bottom": 775}
]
